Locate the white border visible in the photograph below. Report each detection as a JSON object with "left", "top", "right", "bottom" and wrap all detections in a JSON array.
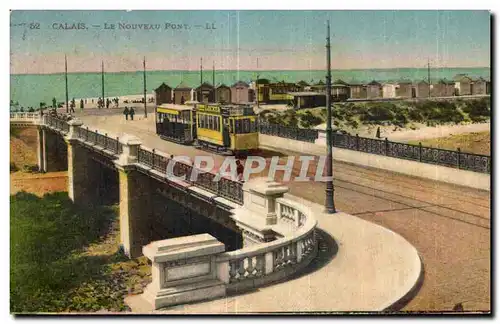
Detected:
[{"left": 3, "top": 1, "right": 497, "bottom": 323}]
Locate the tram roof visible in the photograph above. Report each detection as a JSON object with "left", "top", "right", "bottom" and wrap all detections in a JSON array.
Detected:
[{"left": 157, "top": 104, "right": 193, "bottom": 111}]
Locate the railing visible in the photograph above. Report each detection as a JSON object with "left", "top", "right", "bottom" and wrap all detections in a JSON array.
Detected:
[
  {"left": 75, "top": 126, "right": 123, "bottom": 155},
  {"left": 332, "top": 132, "right": 490, "bottom": 174},
  {"left": 137, "top": 146, "right": 244, "bottom": 204},
  {"left": 259, "top": 122, "right": 318, "bottom": 143},
  {"left": 260, "top": 122, "right": 491, "bottom": 174},
  {"left": 44, "top": 115, "right": 70, "bottom": 133},
  {"left": 10, "top": 112, "right": 40, "bottom": 120},
  {"left": 216, "top": 197, "right": 317, "bottom": 291}
]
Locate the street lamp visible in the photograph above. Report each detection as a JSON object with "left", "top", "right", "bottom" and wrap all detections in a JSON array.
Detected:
[{"left": 325, "top": 20, "right": 336, "bottom": 214}]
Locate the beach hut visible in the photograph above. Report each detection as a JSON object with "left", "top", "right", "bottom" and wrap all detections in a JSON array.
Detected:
[
  {"left": 453, "top": 74, "right": 473, "bottom": 96},
  {"left": 331, "top": 79, "right": 350, "bottom": 101},
  {"left": 396, "top": 80, "right": 413, "bottom": 98},
  {"left": 366, "top": 80, "right": 383, "bottom": 99},
  {"left": 173, "top": 82, "right": 192, "bottom": 105},
  {"left": 472, "top": 77, "right": 488, "bottom": 95},
  {"left": 195, "top": 82, "right": 215, "bottom": 103},
  {"left": 154, "top": 83, "right": 172, "bottom": 105},
  {"left": 231, "top": 81, "right": 252, "bottom": 104},
  {"left": 349, "top": 81, "right": 367, "bottom": 99},
  {"left": 431, "top": 79, "right": 455, "bottom": 97},
  {"left": 215, "top": 83, "right": 232, "bottom": 104},
  {"left": 414, "top": 80, "right": 430, "bottom": 98}
]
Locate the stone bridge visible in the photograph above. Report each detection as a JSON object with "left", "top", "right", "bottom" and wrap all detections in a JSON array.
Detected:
[{"left": 10, "top": 112, "right": 422, "bottom": 312}]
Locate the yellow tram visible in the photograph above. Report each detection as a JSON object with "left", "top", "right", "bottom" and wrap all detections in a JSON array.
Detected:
[
  {"left": 195, "top": 103, "right": 259, "bottom": 155},
  {"left": 155, "top": 103, "right": 259, "bottom": 155}
]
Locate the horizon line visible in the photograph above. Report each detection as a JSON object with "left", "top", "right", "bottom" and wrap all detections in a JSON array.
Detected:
[{"left": 10, "top": 66, "right": 491, "bottom": 76}]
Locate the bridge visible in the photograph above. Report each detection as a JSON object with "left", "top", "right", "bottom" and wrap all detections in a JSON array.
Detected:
[{"left": 10, "top": 111, "right": 490, "bottom": 312}]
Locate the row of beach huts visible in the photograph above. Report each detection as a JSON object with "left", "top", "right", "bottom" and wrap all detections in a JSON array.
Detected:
[{"left": 152, "top": 73, "right": 490, "bottom": 109}]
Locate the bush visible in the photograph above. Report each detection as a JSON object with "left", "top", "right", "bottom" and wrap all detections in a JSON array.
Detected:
[
  {"left": 461, "top": 98, "right": 490, "bottom": 121},
  {"left": 300, "top": 111, "right": 322, "bottom": 128}
]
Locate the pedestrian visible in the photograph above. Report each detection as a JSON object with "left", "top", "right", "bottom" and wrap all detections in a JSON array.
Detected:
[
  {"left": 106, "top": 98, "right": 110, "bottom": 109},
  {"left": 80, "top": 99, "right": 84, "bottom": 110},
  {"left": 70, "top": 98, "right": 76, "bottom": 113},
  {"left": 129, "top": 107, "right": 135, "bottom": 120},
  {"left": 236, "top": 159, "right": 244, "bottom": 181},
  {"left": 123, "top": 106, "right": 129, "bottom": 120}
]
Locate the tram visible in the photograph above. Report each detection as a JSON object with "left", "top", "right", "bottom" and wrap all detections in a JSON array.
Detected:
[
  {"left": 156, "top": 104, "right": 195, "bottom": 144},
  {"left": 195, "top": 103, "right": 258, "bottom": 155},
  {"left": 155, "top": 103, "right": 259, "bottom": 155}
]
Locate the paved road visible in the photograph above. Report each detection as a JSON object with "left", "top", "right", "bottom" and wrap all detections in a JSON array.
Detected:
[
  {"left": 75, "top": 111, "right": 490, "bottom": 312},
  {"left": 127, "top": 197, "right": 422, "bottom": 313}
]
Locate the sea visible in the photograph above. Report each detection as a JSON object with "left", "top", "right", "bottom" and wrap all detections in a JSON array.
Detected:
[{"left": 10, "top": 67, "right": 490, "bottom": 108}]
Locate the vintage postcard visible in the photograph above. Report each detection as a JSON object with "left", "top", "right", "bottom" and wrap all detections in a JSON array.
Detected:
[{"left": 9, "top": 9, "right": 491, "bottom": 315}]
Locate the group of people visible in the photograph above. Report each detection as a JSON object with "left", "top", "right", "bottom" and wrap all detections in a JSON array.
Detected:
[{"left": 123, "top": 107, "right": 136, "bottom": 120}]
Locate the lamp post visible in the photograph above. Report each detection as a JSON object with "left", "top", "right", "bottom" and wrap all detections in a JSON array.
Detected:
[
  {"left": 65, "top": 55, "right": 69, "bottom": 114},
  {"left": 325, "top": 20, "right": 336, "bottom": 214},
  {"left": 143, "top": 56, "right": 147, "bottom": 118}
]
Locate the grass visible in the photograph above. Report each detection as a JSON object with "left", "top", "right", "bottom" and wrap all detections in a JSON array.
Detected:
[
  {"left": 10, "top": 191, "right": 151, "bottom": 313},
  {"left": 408, "top": 131, "right": 490, "bottom": 156},
  {"left": 259, "top": 98, "right": 491, "bottom": 131}
]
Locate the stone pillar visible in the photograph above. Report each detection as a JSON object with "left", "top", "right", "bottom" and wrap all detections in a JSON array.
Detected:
[
  {"left": 116, "top": 168, "right": 154, "bottom": 258},
  {"left": 42, "top": 128, "right": 48, "bottom": 172},
  {"left": 41, "top": 128, "right": 68, "bottom": 173},
  {"left": 66, "top": 119, "right": 83, "bottom": 141},
  {"left": 140, "top": 234, "right": 226, "bottom": 310},
  {"left": 37, "top": 127, "right": 45, "bottom": 172},
  {"left": 114, "top": 135, "right": 151, "bottom": 258},
  {"left": 231, "top": 178, "right": 289, "bottom": 247},
  {"left": 242, "top": 178, "right": 289, "bottom": 226},
  {"left": 67, "top": 140, "right": 100, "bottom": 207}
]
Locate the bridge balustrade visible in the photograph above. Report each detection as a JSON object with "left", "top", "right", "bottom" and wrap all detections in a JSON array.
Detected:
[
  {"left": 141, "top": 179, "right": 318, "bottom": 309},
  {"left": 136, "top": 146, "right": 244, "bottom": 204}
]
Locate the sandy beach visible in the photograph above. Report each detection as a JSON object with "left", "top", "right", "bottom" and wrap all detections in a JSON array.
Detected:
[
  {"left": 67, "top": 93, "right": 155, "bottom": 109},
  {"left": 316, "top": 121, "right": 490, "bottom": 142}
]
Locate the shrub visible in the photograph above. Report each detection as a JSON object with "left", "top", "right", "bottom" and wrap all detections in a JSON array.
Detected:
[{"left": 300, "top": 111, "right": 322, "bottom": 128}]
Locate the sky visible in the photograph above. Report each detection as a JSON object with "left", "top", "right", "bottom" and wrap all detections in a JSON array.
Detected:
[{"left": 10, "top": 10, "right": 491, "bottom": 74}]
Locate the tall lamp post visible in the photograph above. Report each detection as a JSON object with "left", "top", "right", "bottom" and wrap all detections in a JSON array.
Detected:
[
  {"left": 325, "top": 20, "right": 336, "bottom": 214},
  {"left": 143, "top": 56, "right": 147, "bottom": 118},
  {"left": 65, "top": 54, "right": 69, "bottom": 114}
]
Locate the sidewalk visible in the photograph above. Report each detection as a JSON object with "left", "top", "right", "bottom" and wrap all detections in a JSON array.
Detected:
[{"left": 125, "top": 194, "right": 422, "bottom": 313}]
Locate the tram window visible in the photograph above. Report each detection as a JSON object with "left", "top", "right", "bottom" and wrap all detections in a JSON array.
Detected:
[
  {"left": 233, "top": 118, "right": 257, "bottom": 134},
  {"left": 208, "top": 115, "right": 213, "bottom": 130}
]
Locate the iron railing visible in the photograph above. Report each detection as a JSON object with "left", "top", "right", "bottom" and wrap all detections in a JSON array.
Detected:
[
  {"left": 137, "top": 147, "right": 244, "bottom": 204},
  {"left": 75, "top": 126, "right": 123, "bottom": 155},
  {"left": 259, "top": 122, "right": 491, "bottom": 174},
  {"left": 259, "top": 122, "right": 318, "bottom": 143}
]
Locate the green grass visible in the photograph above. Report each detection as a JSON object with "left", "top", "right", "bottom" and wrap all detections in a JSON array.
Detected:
[
  {"left": 10, "top": 191, "right": 151, "bottom": 313},
  {"left": 259, "top": 98, "right": 491, "bottom": 130}
]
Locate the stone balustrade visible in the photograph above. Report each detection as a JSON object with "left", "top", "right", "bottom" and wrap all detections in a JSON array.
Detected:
[
  {"left": 216, "top": 197, "right": 317, "bottom": 293},
  {"left": 10, "top": 112, "right": 42, "bottom": 124},
  {"left": 139, "top": 178, "right": 318, "bottom": 310}
]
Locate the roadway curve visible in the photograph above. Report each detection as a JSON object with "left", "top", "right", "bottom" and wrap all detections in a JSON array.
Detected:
[{"left": 76, "top": 109, "right": 490, "bottom": 312}]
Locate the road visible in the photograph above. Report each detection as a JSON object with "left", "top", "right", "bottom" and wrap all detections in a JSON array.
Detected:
[{"left": 74, "top": 109, "right": 490, "bottom": 312}]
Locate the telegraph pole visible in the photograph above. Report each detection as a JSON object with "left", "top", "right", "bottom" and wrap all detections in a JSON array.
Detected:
[
  {"left": 325, "top": 20, "right": 336, "bottom": 214},
  {"left": 199, "top": 57, "right": 203, "bottom": 102},
  {"left": 143, "top": 56, "right": 147, "bottom": 118},
  {"left": 65, "top": 55, "right": 69, "bottom": 114},
  {"left": 256, "top": 58, "right": 260, "bottom": 108},
  {"left": 101, "top": 61, "right": 105, "bottom": 109},
  {"left": 427, "top": 59, "right": 431, "bottom": 98},
  {"left": 213, "top": 61, "right": 216, "bottom": 102}
]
